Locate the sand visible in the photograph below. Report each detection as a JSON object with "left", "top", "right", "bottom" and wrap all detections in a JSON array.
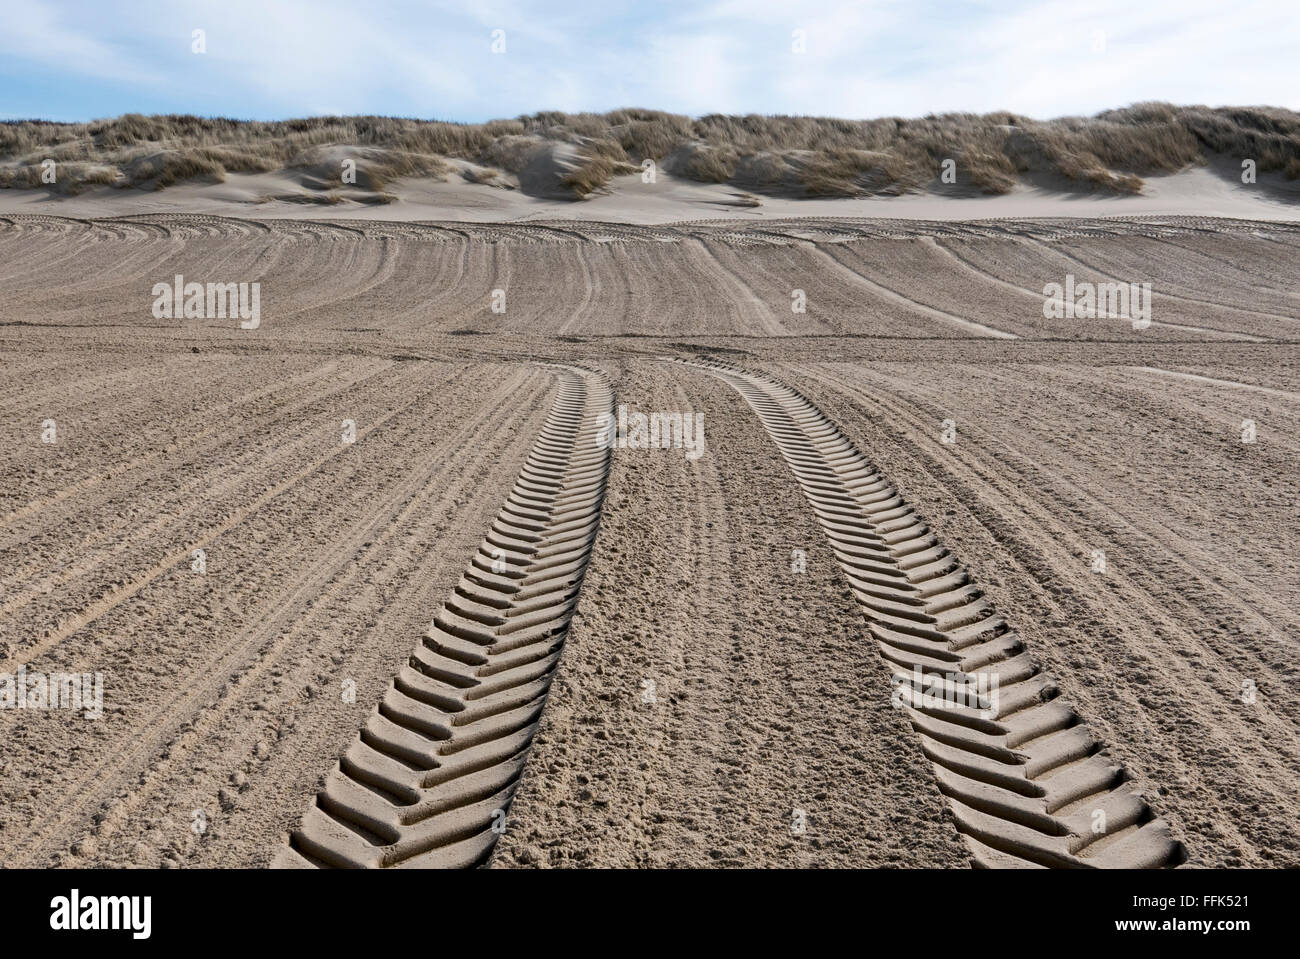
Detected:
[
  {"left": 0, "top": 208, "right": 1297, "bottom": 868},
  {"left": 2, "top": 163, "right": 1299, "bottom": 225}
]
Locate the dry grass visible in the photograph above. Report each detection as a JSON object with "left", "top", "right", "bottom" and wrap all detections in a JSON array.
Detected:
[
  {"left": 796, "top": 148, "right": 912, "bottom": 196},
  {"left": 561, "top": 138, "right": 639, "bottom": 198},
  {"left": 671, "top": 143, "right": 739, "bottom": 183},
  {"left": 563, "top": 156, "right": 637, "bottom": 198},
  {"left": 461, "top": 165, "right": 502, "bottom": 185},
  {"left": 2, "top": 104, "right": 1297, "bottom": 199}
]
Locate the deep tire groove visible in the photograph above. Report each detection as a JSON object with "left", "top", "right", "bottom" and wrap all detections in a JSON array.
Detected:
[
  {"left": 684, "top": 358, "right": 1186, "bottom": 870},
  {"left": 274, "top": 365, "right": 613, "bottom": 869}
]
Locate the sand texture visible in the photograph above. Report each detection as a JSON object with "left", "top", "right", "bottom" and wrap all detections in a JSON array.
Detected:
[{"left": 1, "top": 212, "right": 1297, "bottom": 868}]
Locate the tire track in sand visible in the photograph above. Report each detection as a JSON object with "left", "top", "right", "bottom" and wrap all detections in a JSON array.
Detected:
[
  {"left": 1131, "top": 366, "right": 1300, "bottom": 402},
  {"left": 1020, "top": 236, "right": 1300, "bottom": 332},
  {"left": 815, "top": 245, "right": 1019, "bottom": 340},
  {"left": 274, "top": 365, "right": 613, "bottom": 868},
  {"left": 9, "top": 367, "right": 546, "bottom": 867},
  {"left": 686, "top": 239, "right": 788, "bottom": 336},
  {"left": 927, "top": 239, "right": 1267, "bottom": 342},
  {"left": 682, "top": 357, "right": 1186, "bottom": 869}
]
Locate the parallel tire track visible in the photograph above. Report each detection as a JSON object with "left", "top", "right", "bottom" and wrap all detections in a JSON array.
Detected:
[
  {"left": 274, "top": 365, "right": 613, "bottom": 869},
  {"left": 684, "top": 358, "right": 1186, "bottom": 869},
  {"left": 7, "top": 367, "right": 540, "bottom": 866}
]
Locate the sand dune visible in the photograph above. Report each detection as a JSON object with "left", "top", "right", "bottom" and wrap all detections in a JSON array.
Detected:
[
  {"left": 4, "top": 106, "right": 1300, "bottom": 223},
  {"left": 1, "top": 163, "right": 1298, "bottom": 224}
]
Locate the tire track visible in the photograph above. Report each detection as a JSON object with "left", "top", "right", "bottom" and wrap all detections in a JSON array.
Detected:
[
  {"left": 274, "top": 365, "right": 613, "bottom": 868},
  {"left": 816, "top": 245, "right": 1020, "bottom": 340},
  {"left": 793, "top": 361, "right": 1300, "bottom": 863},
  {"left": 1021, "top": 236, "right": 1300, "bottom": 330},
  {"left": 556, "top": 245, "right": 598, "bottom": 336},
  {"left": 928, "top": 238, "right": 1267, "bottom": 342},
  {"left": 1132, "top": 365, "right": 1300, "bottom": 401},
  {"left": 686, "top": 239, "right": 787, "bottom": 336},
  {"left": 10, "top": 367, "right": 545, "bottom": 867},
  {"left": 815, "top": 362, "right": 1300, "bottom": 638},
  {"left": 682, "top": 357, "right": 1186, "bottom": 869},
  {"left": 1132, "top": 234, "right": 1300, "bottom": 303}
]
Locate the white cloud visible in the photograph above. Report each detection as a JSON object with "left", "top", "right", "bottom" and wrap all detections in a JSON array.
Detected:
[
  {"left": 4, "top": 0, "right": 1298, "bottom": 120},
  {"left": 0, "top": 2, "right": 167, "bottom": 88}
]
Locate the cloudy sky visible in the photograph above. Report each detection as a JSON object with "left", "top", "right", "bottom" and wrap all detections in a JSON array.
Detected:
[{"left": 2, "top": 0, "right": 1296, "bottom": 122}]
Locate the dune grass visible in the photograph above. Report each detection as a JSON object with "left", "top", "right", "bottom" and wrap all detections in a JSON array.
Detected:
[{"left": 2, "top": 104, "right": 1297, "bottom": 200}]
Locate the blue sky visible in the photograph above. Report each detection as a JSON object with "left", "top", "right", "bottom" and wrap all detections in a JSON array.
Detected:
[{"left": 2, "top": 0, "right": 1297, "bottom": 123}]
